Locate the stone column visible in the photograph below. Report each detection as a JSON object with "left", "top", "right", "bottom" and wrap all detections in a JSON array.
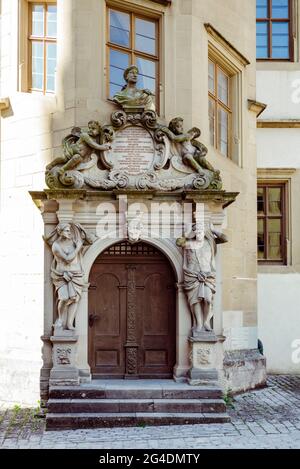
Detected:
[
  {"left": 40, "top": 201, "right": 58, "bottom": 404},
  {"left": 76, "top": 285, "right": 91, "bottom": 382}
]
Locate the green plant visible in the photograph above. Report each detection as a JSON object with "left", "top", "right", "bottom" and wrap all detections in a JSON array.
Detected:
[
  {"left": 223, "top": 388, "right": 234, "bottom": 408},
  {"left": 137, "top": 421, "right": 146, "bottom": 428},
  {"left": 12, "top": 404, "right": 21, "bottom": 414}
]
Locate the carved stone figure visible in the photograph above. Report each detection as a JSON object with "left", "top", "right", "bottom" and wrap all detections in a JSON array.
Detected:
[
  {"left": 57, "top": 347, "right": 71, "bottom": 365},
  {"left": 44, "top": 223, "right": 95, "bottom": 331},
  {"left": 113, "top": 65, "right": 155, "bottom": 112},
  {"left": 177, "top": 224, "right": 227, "bottom": 335},
  {"left": 161, "top": 117, "right": 219, "bottom": 176},
  {"left": 44, "top": 99, "right": 223, "bottom": 191},
  {"left": 46, "top": 121, "right": 112, "bottom": 176},
  {"left": 127, "top": 216, "right": 144, "bottom": 243}
]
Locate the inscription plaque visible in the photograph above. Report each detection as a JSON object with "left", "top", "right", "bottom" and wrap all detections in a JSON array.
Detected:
[{"left": 109, "top": 126, "right": 155, "bottom": 175}]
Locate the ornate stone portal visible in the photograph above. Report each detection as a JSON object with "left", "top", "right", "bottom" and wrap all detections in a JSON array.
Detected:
[{"left": 31, "top": 65, "right": 238, "bottom": 398}]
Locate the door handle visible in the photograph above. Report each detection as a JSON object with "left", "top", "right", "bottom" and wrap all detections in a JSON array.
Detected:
[{"left": 89, "top": 313, "right": 100, "bottom": 327}]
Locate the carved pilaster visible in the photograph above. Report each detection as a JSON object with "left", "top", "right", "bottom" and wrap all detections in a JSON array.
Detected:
[{"left": 125, "top": 264, "right": 138, "bottom": 377}]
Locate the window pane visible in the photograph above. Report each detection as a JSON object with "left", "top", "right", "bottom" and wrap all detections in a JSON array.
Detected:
[
  {"left": 135, "top": 18, "right": 156, "bottom": 55},
  {"left": 136, "top": 57, "right": 156, "bottom": 93},
  {"left": 47, "top": 5, "right": 57, "bottom": 38},
  {"left": 46, "top": 43, "right": 56, "bottom": 92},
  {"left": 256, "top": 21, "right": 268, "bottom": 58},
  {"left": 257, "top": 187, "right": 265, "bottom": 214},
  {"left": 272, "top": 0, "right": 289, "bottom": 19},
  {"left": 110, "top": 48, "right": 130, "bottom": 70},
  {"left": 32, "top": 4, "right": 44, "bottom": 37},
  {"left": 208, "top": 98, "right": 215, "bottom": 146},
  {"left": 109, "top": 49, "right": 129, "bottom": 97},
  {"left": 257, "top": 218, "right": 265, "bottom": 259},
  {"left": 268, "top": 219, "right": 282, "bottom": 259},
  {"left": 218, "top": 107, "right": 229, "bottom": 156},
  {"left": 110, "top": 83, "right": 124, "bottom": 97},
  {"left": 268, "top": 187, "right": 282, "bottom": 214},
  {"left": 217, "top": 68, "right": 229, "bottom": 106},
  {"left": 32, "top": 41, "right": 44, "bottom": 90},
  {"left": 109, "top": 10, "right": 130, "bottom": 47},
  {"left": 256, "top": 0, "right": 268, "bottom": 18},
  {"left": 208, "top": 61, "right": 215, "bottom": 94},
  {"left": 272, "top": 22, "right": 289, "bottom": 58}
]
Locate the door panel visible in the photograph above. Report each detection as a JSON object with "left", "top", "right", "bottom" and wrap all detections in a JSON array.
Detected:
[
  {"left": 137, "top": 264, "right": 176, "bottom": 377},
  {"left": 88, "top": 242, "right": 176, "bottom": 378},
  {"left": 89, "top": 264, "right": 127, "bottom": 377}
]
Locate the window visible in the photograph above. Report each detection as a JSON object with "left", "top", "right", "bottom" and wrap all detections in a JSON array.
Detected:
[
  {"left": 256, "top": 0, "right": 292, "bottom": 60},
  {"left": 28, "top": 3, "right": 57, "bottom": 93},
  {"left": 106, "top": 7, "right": 159, "bottom": 108},
  {"left": 257, "top": 183, "right": 286, "bottom": 263},
  {"left": 208, "top": 59, "right": 232, "bottom": 158}
]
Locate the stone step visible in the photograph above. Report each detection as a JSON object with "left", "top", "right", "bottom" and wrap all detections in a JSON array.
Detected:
[
  {"left": 49, "top": 385, "right": 223, "bottom": 400},
  {"left": 46, "top": 412, "right": 230, "bottom": 430},
  {"left": 48, "top": 398, "right": 226, "bottom": 414}
]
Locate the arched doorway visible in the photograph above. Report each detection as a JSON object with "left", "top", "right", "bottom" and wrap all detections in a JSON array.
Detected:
[{"left": 88, "top": 241, "right": 176, "bottom": 379}]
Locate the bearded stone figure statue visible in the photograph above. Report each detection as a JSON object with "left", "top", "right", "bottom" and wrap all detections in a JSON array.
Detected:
[{"left": 177, "top": 224, "right": 227, "bottom": 335}]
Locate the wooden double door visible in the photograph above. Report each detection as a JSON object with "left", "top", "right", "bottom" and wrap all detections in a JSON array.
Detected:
[{"left": 88, "top": 242, "right": 176, "bottom": 379}]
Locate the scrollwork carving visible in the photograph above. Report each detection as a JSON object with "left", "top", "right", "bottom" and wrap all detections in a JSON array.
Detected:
[
  {"left": 142, "top": 110, "right": 158, "bottom": 130},
  {"left": 111, "top": 110, "right": 127, "bottom": 128}
]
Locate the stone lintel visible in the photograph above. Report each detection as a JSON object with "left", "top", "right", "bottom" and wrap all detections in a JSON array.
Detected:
[
  {"left": 149, "top": 0, "right": 172, "bottom": 5},
  {"left": 205, "top": 23, "right": 250, "bottom": 67},
  {"left": 30, "top": 189, "right": 239, "bottom": 209}
]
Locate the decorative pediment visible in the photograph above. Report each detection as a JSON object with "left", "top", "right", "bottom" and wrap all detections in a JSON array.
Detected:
[{"left": 45, "top": 66, "right": 222, "bottom": 193}]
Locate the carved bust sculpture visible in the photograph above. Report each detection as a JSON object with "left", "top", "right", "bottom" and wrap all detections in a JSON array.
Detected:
[
  {"left": 113, "top": 65, "right": 156, "bottom": 112},
  {"left": 177, "top": 223, "right": 227, "bottom": 335}
]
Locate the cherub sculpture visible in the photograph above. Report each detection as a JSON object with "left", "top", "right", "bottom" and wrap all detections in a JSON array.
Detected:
[
  {"left": 46, "top": 121, "right": 112, "bottom": 176},
  {"left": 160, "top": 117, "right": 218, "bottom": 175}
]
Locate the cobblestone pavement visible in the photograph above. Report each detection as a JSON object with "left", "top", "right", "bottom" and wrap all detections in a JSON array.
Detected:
[{"left": 1, "top": 375, "right": 300, "bottom": 449}]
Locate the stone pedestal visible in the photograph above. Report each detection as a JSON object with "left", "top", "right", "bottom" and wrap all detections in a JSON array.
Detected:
[
  {"left": 50, "top": 332, "right": 79, "bottom": 386},
  {"left": 188, "top": 333, "right": 225, "bottom": 385}
]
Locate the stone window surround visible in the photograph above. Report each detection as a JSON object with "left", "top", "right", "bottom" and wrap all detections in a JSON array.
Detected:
[
  {"left": 18, "top": 0, "right": 57, "bottom": 94},
  {"left": 206, "top": 24, "right": 248, "bottom": 168},
  {"left": 105, "top": 0, "right": 165, "bottom": 115},
  {"left": 208, "top": 58, "right": 232, "bottom": 159},
  {"left": 257, "top": 169, "right": 295, "bottom": 269}
]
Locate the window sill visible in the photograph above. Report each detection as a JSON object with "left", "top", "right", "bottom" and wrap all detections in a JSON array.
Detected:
[
  {"left": 258, "top": 264, "right": 294, "bottom": 274},
  {"left": 256, "top": 61, "right": 300, "bottom": 71},
  {"left": 18, "top": 90, "right": 56, "bottom": 100}
]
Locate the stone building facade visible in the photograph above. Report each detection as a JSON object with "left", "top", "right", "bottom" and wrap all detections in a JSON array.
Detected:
[
  {"left": 0, "top": 0, "right": 266, "bottom": 412},
  {"left": 256, "top": 0, "right": 300, "bottom": 374}
]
